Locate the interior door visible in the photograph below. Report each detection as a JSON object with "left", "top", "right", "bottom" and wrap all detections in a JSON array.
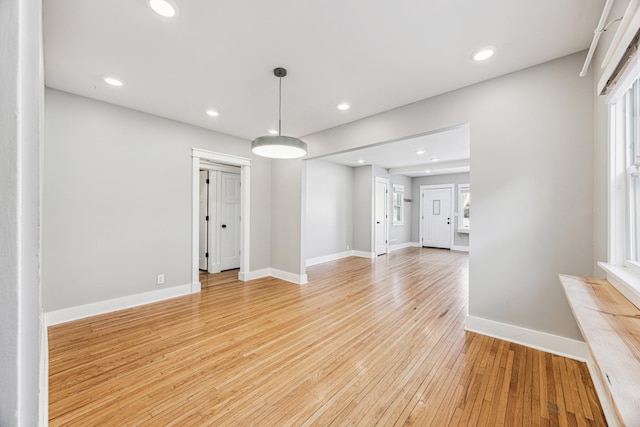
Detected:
[
  {"left": 220, "top": 172, "right": 241, "bottom": 270},
  {"left": 374, "top": 178, "right": 388, "bottom": 256},
  {"left": 198, "top": 170, "right": 209, "bottom": 270},
  {"left": 422, "top": 187, "right": 452, "bottom": 249}
]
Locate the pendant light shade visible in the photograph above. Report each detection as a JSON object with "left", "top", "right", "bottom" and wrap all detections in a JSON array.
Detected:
[{"left": 251, "top": 68, "right": 307, "bottom": 159}]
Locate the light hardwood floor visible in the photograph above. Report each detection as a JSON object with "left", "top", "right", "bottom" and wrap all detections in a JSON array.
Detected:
[{"left": 48, "top": 248, "right": 606, "bottom": 426}]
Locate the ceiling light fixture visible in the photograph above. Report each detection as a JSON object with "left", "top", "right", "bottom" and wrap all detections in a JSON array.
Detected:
[
  {"left": 103, "top": 76, "right": 124, "bottom": 87},
  {"left": 357, "top": 159, "right": 366, "bottom": 164},
  {"left": 149, "top": 0, "right": 178, "bottom": 18},
  {"left": 268, "top": 129, "right": 278, "bottom": 135},
  {"left": 431, "top": 157, "right": 440, "bottom": 162},
  {"left": 206, "top": 109, "right": 219, "bottom": 117},
  {"left": 416, "top": 150, "right": 426, "bottom": 155},
  {"left": 472, "top": 46, "right": 496, "bottom": 62},
  {"left": 251, "top": 68, "right": 307, "bottom": 159},
  {"left": 337, "top": 102, "right": 350, "bottom": 111},
  {"left": 425, "top": 170, "right": 431, "bottom": 173}
]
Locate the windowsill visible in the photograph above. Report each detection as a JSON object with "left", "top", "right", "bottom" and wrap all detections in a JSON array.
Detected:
[
  {"left": 457, "top": 228, "right": 470, "bottom": 234},
  {"left": 597, "top": 262, "right": 640, "bottom": 309}
]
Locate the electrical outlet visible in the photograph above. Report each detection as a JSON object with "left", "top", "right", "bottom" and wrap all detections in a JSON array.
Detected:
[{"left": 157, "top": 274, "right": 165, "bottom": 285}]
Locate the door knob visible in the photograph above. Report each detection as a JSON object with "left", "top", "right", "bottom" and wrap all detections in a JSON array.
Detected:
[
  {"left": 376, "top": 221, "right": 381, "bottom": 224},
  {"left": 221, "top": 224, "right": 227, "bottom": 228}
]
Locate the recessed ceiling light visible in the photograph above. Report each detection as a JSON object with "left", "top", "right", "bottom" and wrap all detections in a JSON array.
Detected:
[
  {"left": 206, "top": 109, "right": 219, "bottom": 117},
  {"left": 425, "top": 170, "right": 431, "bottom": 173},
  {"left": 416, "top": 150, "right": 426, "bottom": 155},
  {"left": 149, "top": 0, "right": 178, "bottom": 18},
  {"left": 337, "top": 102, "right": 351, "bottom": 111},
  {"left": 268, "top": 129, "right": 278, "bottom": 135},
  {"left": 357, "top": 159, "right": 365, "bottom": 164},
  {"left": 431, "top": 157, "right": 440, "bottom": 162},
  {"left": 472, "top": 46, "right": 496, "bottom": 62},
  {"left": 103, "top": 76, "right": 124, "bottom": 87}
]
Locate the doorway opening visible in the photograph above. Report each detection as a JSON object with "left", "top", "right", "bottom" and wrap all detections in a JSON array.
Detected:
[
  {"left": 191, "top": 149, "right": 251, "bottom": 289},
  {"left": 374, "top": 177, "right": 390, "bottom": 256},
  {"left": 199, "top": 165, "right": 242, "bottom": 274}
]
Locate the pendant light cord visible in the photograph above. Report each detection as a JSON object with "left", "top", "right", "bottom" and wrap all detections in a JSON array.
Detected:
[{"left": 278, "top": 76, "right": 282, "bottom": 136}]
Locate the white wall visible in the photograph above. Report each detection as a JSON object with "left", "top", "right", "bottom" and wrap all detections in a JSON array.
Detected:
[
  {"left": 43, "top": 89, "right": 272, "bottom": 312},
  {"left": 0, "top": 0, "right": 43, "bottom": 424},
  {"left": 305, "top": 160, "right": 353, "bottom": 260},
  {"left": 389, "top": 174, "right": 413, "bottom": 246},
  {"left": 412, "top": 172, "right": 470, "bottom": 247},
  {"left": 271, "top": 159, "right": 304, "bottom": 275},
  {"left": 352, "top": 166, "right": 374, "bottom": 253},
  {"left": 301, "top": 52, "right": 593, "bottom": 340}
]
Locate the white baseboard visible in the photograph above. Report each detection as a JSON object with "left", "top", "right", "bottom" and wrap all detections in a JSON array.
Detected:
[
  {"left": 464, "top": 315, "right": 588, "bottom": 361},
  {"left": 352, "top": 250, "right": 376, "bottom": 259},
  {"left": 238, "top": 268, "right": 270, "bottom": 281},
  {"left": 390, "top": 242, "right": 420, "bottom": 252},
  {"left": 305, "top": 244, "right": 420, "bottom": 268},
  {"left": 44, "top": 282, "right": 199, "bottom": 326},
  {"left": 451, "top": 245, "right": 469, "bottom": 252},
  {"left": 306, "top": 251, "right": 351, "bottom": 267},
  {"left": 270, "top": 268, "right": 308, "bottom": 285},
  {"left": 239, "top": 268, "right": 308, "bottom": 285}
]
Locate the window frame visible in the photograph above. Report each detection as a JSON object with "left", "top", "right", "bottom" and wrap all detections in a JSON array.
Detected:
[
  {"left": 457, "top": 184, "right": 470, "bottom": 233},
  {"left": 392, "top": 184, "right": 405, "bottom": 226},
  {"left": 603, "top": 57, "right": 640, "bottom": 306}
]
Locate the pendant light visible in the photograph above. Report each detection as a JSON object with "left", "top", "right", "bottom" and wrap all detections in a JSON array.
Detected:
[{"left": 251, "top": 67, "right": 307, "bottom": 159}]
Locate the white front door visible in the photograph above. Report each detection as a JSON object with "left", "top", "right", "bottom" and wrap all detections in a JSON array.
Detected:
[
  {"left": 220, "top": 172, "right": 241, "bottom": 271},
  {"left": 198, "top": 171, "right": 209, "bottom": 270},
  {"left": 374, "top": 178, "right": 389, "bottom": 256},
  {"left": 422, "top": 187, "right": 452, "bottom": 249}
]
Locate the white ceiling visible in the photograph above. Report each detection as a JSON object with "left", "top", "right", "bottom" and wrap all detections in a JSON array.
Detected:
[
  {"left": 319, "top": 125, "right": 470, "bottom": 177},
  {"left": 44, "top": 0, "right": 602, "bottom": 144}
]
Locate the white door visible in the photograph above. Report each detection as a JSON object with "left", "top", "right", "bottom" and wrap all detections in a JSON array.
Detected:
[
  {"left": 374, "top": 178, "right": 389, "bottom": 256},
  {"left": 220, "top": 172, "right": 241, "bottom": 270},
  {"left": 198, "top": 171, "right": 209, "bottom": 270},
  {"left": 422, "top": 187, "right": 452, "bottom": 249}
]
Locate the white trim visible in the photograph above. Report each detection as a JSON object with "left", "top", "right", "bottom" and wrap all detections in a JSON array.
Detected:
[
  {"left": 419, "top": 184, "right": 455, "bottom": 249},
  {"left": 451, "top": 245, "right": 469, "bottom": 252},
  {"left": 192, "top": 148, "right": 251, "bottom": 166},
  {"left": 238, "top": 268, "right": 271, "bottom": 281},
  {"left": 239, "top": 268, "right": 308, "bottom": 285},
  {"left": 306, "top": 251, "right": 352, "bottom": 267},
  {"left": 389, "top": 242, "right": 420, "bottom": 252},
  {"left": 192, "top": 148, "right": 251, "bottom": 285},
  {"left": 44, "top": 283, "right": 199, "bottom": 326},
  {"left": 374, "top": 177, "right": 390, "bottom": 256},
  {"left": 352, "top": 250, "right": 376, "bottom": 259},
  {"left": 464, "top": 315, "right": 589, "bottom": 361},
  {"left": 598, "top": 262, "right": 640, "bottom": 308},
  {"left": 270, "top": 268, "right": 308, "bottom": 285},
  {"left": 585, "top": 358, "right": 623, "bottom": 427}
]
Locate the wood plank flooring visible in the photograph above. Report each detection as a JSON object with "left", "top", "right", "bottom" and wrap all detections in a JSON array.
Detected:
[{"left": 48, "top": 248, "right": 606, "bottom": 426}]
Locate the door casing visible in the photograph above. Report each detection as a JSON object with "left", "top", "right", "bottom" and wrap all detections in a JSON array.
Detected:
[{"left": 419, "top": 184, "right": 455, "bottom": 249}]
